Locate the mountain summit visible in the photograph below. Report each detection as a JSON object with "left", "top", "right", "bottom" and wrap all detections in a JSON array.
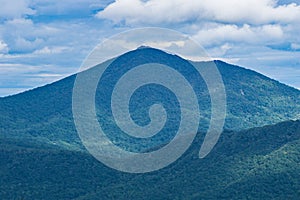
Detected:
[{"left": 0, "top": 47, "right": 300, "bottom": 150}]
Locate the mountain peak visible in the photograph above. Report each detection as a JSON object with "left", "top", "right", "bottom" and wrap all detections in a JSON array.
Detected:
[{"left": 137, "top": 45, "right": 152, "bottom": 50}]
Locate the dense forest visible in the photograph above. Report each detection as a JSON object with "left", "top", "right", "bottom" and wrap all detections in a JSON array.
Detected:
[{"left": 0, "top": 120, "right": 299, "bottom": 199}]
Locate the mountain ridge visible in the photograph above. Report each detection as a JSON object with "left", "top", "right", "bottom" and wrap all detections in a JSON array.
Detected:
[{"left": 0, "top": 47, "right": 300, "bottom": 150}]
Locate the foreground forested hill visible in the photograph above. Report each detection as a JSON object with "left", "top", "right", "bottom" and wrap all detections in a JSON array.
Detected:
[{"left": 0, "top": 119, "right": 299, "bottom": 199}]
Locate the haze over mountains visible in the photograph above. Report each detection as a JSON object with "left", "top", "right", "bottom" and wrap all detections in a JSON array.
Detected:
[{"left": 0, "top": 47, "right": 299, "bottom": 199}]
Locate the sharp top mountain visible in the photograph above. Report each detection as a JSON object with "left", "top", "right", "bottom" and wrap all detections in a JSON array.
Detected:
[{"left": 0, "top": 47, "right": 300, "bottom": 151}]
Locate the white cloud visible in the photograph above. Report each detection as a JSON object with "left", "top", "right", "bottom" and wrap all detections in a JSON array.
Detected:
[
  {"left": 0, "top": 40, "right": 9, "bottom": 53},
  {"left": 193, "top": 24, "right": 284, "bottom": 47},
  {"left": 0, "top": 63, "right": 39, "bottom": 74},
  {"left": 0, "top": 0, "right": 35, "bottom": 19},
  {"left": 291, "top": 43, "right": 300, "bottom": 50},
  {"left": 3, "top": 18, "right": 60, "bottom": 38},
  {"left": 4, "top": 18, "right": 60, "bottom": 37},
  {"left": 14, "top": 37, "right": 44, "bottom": 53},
  {"left": 96, "top": 0, "right": 300, "bottom": 25},
  {"left": 33, "top": 46, "right": 70, "bottom": 55},
  {"left": 0, "top": 18, "right": 73, "bottom": 55}
]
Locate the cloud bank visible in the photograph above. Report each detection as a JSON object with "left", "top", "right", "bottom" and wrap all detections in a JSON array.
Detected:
[
  {"left": 96, "top": 0, "right": 300, "bottom": 55},
  {"left": 96, "top": 0, "right": 300, "bottom": 25}
]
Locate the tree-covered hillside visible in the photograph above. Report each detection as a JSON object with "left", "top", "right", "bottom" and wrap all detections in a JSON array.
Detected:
[{"left": 0, "top": 120, "right": 299, "bottom": 199}]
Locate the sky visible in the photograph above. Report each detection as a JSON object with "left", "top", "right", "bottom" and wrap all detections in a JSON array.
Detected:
[{"left": 0, "top": 0, "right": 300, "bottom": 97}]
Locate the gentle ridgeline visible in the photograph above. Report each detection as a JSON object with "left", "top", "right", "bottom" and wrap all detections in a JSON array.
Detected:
[{"left": 0, "top": 47, "right": 299, "bottom": 150}]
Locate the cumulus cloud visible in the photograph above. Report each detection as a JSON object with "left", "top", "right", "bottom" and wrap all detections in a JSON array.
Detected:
[
  {"left": 13, "top": 37, "right": 44, "bottom": 53},
  {"left": 193, "top": 24, "right": 284, "bottom": 47},
  {"left": 96, "top": 0, "right": 300, "bottom": 25},
  {"left": 3, "top": 18, "right": 60, "bottom": 39},
  {"left": 0, "top": 18, "right": 64, "bottom": 54},
  {"left": 0, "top": 0, "right": 35, "bottom": 19},
  {"left": 96, "top": 0, "right": 300, "bottom": 58}
]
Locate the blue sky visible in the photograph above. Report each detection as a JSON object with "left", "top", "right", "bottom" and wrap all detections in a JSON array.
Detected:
[{"left": 0, "top": 0, "right": 300, "bottom": 97}]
